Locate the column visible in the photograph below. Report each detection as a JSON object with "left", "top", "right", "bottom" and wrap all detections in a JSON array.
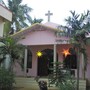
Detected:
[
  {"left": 24, "top": 48, "right": 28, "bottom": 76},
  {"left": 4, "top": 54, "right": 11, "bottom": 69},
  {"left": 53, "top": 44, "right": 57, "bottom": 63},
  {"left": 53, "top": 44, "right": 57, "bottom": 72},
  {"left": 81, "top": 53, "right": 85, "bottom": 79}
]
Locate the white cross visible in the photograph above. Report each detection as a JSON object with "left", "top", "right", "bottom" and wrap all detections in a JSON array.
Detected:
[{"left": 45, "top": 10, "right": 53, "bottom": 22}]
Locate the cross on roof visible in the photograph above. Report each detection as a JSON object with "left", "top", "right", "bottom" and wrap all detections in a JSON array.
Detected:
[{"left": 45, "top": 10, "right": 53, "bottom": 22}]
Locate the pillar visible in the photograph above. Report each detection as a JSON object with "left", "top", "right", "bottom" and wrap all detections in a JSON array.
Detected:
[
  {"left": 4, "top": 54, "right": 11, "bottom": 69},
  {"left": 24, "top": 48, "right": 28, "bottom": 76},
  {"left": 53, "top": 44, "right": 57, "bottom": 63},
  {"left": 53, "top": 44, "right": 57, "bottom": 71}
]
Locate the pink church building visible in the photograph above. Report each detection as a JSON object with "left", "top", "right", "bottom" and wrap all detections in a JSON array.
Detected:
[{"left": 12, "top": 22, "right": 90, "bottom": 84}]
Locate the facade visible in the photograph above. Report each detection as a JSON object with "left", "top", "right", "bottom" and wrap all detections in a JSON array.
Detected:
[
  {"left": 0, "top": 1, "right": 12, "bottom": 69},
  {"left": 0, "top": 2, "right": 12, "bottom": 37},
  {"left": 12, "top": 22, "right": 90, "bottom": 84}
]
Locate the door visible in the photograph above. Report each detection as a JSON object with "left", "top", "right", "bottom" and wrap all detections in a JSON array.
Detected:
[{"left": 38, "top": 56, "right": 48, "bottom": 76}]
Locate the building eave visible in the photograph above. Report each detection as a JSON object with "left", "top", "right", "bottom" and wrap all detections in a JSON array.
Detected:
[
  {"left": 11, "top": 23, "right": 60, "bottom": 40},
  {"left": 0, "top": 4, "right": 12, "bottom": 22}
]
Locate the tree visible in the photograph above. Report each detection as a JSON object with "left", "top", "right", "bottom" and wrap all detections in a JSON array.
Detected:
[
  {"left": 64, "top": 10, "right": 90, "bottom": 90},
  {"left": 31, "top": 18, "right": 43, "bottom": 25},
  {"left": 0, "top": 36, "right": 25, "bottom": 71},
  {"left": 65, "top": 10, "right": 90, "bottom": 36},
  {"left": 7, "top": 0, "right": 33, "bottom": 34},
  {"left": 65, "top": 10, "right": 90, "bottom": 77}
]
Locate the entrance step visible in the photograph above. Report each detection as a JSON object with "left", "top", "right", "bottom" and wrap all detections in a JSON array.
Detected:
[
  {"left": 14, "top": 77, "right": 86, "bottom": 90},
  {"left": 14, "top": 77, "right": 39, "bottom": 88},
  {"left": 14, "top": 77, "right": 58, "bottom": 90},
  {"left": 79, "top": 80, "right": 86, "bottom": 90}
]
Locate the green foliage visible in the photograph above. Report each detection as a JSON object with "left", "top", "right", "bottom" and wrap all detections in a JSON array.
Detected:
[
  {"left": 65, "top": 10, "right": 90, "bottom": 37},
  {"left": 48, "top": 62, "right": 76, "bottom": 90},
  {"left": 31, "top": 18, "right": 43, "bottom": 25},
  {"left": 64, "top": 10, "right": 89, "bottom": 79},
  {"left": 71, "top": 29, "right": 88, "bottom": 72},
  {"left": 0, "top": 67, "right": 15, "bottom": 90},
  {"left": 3, "top": 22, "right": 11, "bottom": 36},
  {"left": 0, "top": 36, "right": 25, "bottom": 70},
  {"left": 7, "top": 0, "right": 33, "bottom": 33}
]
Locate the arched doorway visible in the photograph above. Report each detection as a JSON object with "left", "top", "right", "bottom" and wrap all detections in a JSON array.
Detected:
[
  {"left": 63, "top": 48, "right": 77, "bottom": 75},
  {"left": 37, "top": 49, "right": 58, "bottom": 76}
]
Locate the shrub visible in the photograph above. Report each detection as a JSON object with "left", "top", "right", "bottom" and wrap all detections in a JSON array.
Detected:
[
  {"left": 48, "top": 62, "right": 76, "bottom": 90},
  {"left": 0, "top": 67, "right": 15, "bottom": 90}
]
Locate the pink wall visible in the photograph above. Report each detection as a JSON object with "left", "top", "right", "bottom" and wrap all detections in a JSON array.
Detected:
[
  {"left": 26, "top": 44, "right": 73, "bottom": 76},
  {"left": 14, "top": 43, "right": 90, "bottom": 82},
  {"left": 27, "top": 45, "right": 54, "bottom": 76},
  {"left": 86, "top": 45, "right": 90, "bottom": 79},
  {"left": 14, "top": 29, "right": 70, "bottom": 77},
  {"left": 14, "top": 44, "right": 73, "bottom": 77},
  {"left": 13, "top": 61, "right": 25, "bottom": 76},
  {"left": 19, "top": 30, "right": 56, "bottom": 45},
  {"left": 14, "top": 28, "right": 90, "bottom": 82},
  {"left": 18, "top": 30, "right": 69, "bottom": 45}
]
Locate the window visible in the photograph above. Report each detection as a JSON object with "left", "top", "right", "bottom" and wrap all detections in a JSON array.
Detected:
[
  {"left": 63, "top": 48, "right": 77, "bottom": 69},
  {"left": 27, "top": 49, "right": 32, "bottom": 68},
  {"left": 63, "top": 54, "right": 77, "bottom": 69}
]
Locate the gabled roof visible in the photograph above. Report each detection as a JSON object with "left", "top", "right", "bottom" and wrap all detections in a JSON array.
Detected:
[{"left": 11, "top": 23, "right": 59, "bottom": 40}]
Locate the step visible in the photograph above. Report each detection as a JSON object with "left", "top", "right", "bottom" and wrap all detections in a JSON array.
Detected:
[
  {"left": 14, "top": 77, "right": 86, "bottom": 90},
  {"left": 14, "top": 77, "right": 39, "bottom": 88}
]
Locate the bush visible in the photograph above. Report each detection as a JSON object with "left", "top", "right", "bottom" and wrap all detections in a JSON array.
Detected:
[
  {"left": 0, "top": 67, "right": 15, "bottom": 90},
  {"left": 48, "top": 62, "right": 76, "bottom": 90}
]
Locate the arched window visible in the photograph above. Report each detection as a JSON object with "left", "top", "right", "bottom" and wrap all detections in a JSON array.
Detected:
[
  {"left": 27, "top": 49, "right": 32, "bottom": 68},
  {"left": 63, "top": 48, "right": 77, "bottom": 69}
]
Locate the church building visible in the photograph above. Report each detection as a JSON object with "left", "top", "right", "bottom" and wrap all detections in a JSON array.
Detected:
[{"left": 11, "top": 11, "right": 90, "bottom": 86}]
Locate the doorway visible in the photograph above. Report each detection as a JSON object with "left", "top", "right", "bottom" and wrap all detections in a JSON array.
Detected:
[
  {"left": 37, "top": 49, "right": 55, "bottom": 76},
  {"left": 63, "top": 48, "right": 77, "bottom": 76}
]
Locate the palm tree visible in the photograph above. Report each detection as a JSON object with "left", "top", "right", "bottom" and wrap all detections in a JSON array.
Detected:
[
  {"left": 31, "top": 18, "right": 43, "bottom": 25},
  {"left": 7, "top": 0, "right": 33, "bottom": 34},
  {"left": 65, "top": 10, "right": 90, "bottom": 77},
  {"left": 0, "top": 36, "right": 25, "bottom": 71},
  {"left": 65, "top": 10, "right": 90, "bottom": 35},
  {"left": 64, "top": 10, "right": 90, "bottom": 90}
]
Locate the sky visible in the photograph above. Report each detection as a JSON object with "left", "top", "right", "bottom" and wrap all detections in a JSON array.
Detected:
[{"left": 3, "top": 0, "right": 90, "bottom": 25}]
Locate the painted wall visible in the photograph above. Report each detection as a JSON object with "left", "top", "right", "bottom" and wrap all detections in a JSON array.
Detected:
[
  {"left": 19, "top": 30, "right": 69, "bottom": 45},
  {"left": 14, "top": 44, "right": 73, "bottom": 77},
  {"left": 14, "top": 27, "right": 90, "bottom": 83},
  {"left": 14, "top": 43, "right": 90, "bottom": 81},
  {"left": 0, "top": 4, "right": 12, "bottom": 37},
  {"left": 0, "top": 4, "right": 12, "bottom": 21},
  {"left": 86, "top": 45, "right": 90, "bottom": 79}
]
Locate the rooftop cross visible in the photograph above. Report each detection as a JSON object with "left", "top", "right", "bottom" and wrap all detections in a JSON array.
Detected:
[{"left": 45, "top": 10, "right": 53, "bottom": 22}]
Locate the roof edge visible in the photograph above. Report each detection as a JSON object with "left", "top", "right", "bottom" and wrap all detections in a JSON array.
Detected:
[{"left": 11, "top": 23, "right": 59, "bottom": 37}]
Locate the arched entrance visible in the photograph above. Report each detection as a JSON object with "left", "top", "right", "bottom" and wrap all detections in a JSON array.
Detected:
[
  {"left": 63, "top": 48, "right": 77, "bottom": 75},
  {"left": 37, "top": 49, "right": 58, "bottom": 76}
]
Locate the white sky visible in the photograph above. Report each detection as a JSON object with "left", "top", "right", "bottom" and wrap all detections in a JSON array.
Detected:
[{"left": 3, "top": 0, "right": 90, "bottom": 25}]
